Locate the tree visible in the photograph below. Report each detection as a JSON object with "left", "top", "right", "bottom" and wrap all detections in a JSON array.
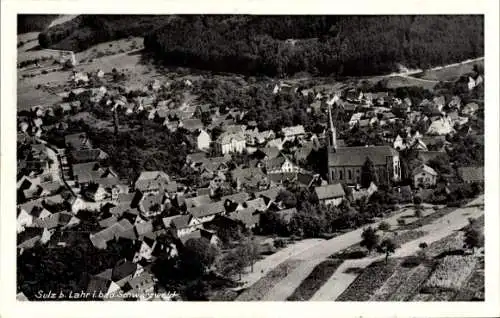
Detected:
[
  {"left": 360, "top": 227, "right": 379, "bottom": 254},
  {"left": 379, "top": 238, "right": 397, "bottom": 264},
  {"left": 181, "top": 238, "right": 220, "bottom": 277},
  {"left": 217, "top": 237, "right": 260, "bottom": 280},
  {"left": 360, "top": 157, "right": 378, "bottom": 188},
  {"left": 414, "top": 206, "right": 423, "bottom": 218},
  {"left": 276, "top": 189, "right": 297, "bottom": 208},
  {"left": 463, "top": 218, "right": 484, "bottom": 253},
  {"left": 378, "top": 221, "right": 391, "bottom": 232}
]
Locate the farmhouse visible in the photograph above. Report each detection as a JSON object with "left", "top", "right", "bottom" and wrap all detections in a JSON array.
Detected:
[
  {"left": 413, "top": 164, "right": 438, "bottom": 188},
  {"left": 314, "top": 183, "right": 345, "bottom": 206}
]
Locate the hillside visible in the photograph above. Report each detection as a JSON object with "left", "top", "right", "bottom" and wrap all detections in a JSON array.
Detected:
[
  {"left": 17, "top": 15, "right": 60, "bottom": 33},
  {"left": 38, "top": 15, "right": 483, "bottom": 77}
]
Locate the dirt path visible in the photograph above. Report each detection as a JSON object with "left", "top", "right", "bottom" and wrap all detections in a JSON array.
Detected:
[{"left": 311, "top": 195, "right": 484, "bottom": 301}]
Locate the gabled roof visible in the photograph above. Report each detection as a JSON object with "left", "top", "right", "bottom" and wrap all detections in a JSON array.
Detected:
[
  {"left": 314, "top": 183, "right": 345, "bottom": 200},
  {"left": 413, "top": 164, "right": 438, "bottom": 176},
  {"left": 134, "top": 171, "right": 170, "bottom": 191},
  {"left": 244, "top": 197, "right": 267, "bottom": 211},
  {"left": 276, "top": 208, "right": 297, "bottom": 223},
  {"left": 417, "top": 151, "right": 448, "bottom": 164},
  {"left": 457, "top": 166, "right": 484, "bottom": 183},
  {"left": 282, "top": 125, "right": 305, "bottom": 137},
  {"left": 188, "top": 201, "right": 225, "bottom": 219},
  {"left": 180, "top": 118, "right": 203, "bottom": 132},
  {"left": 179, "top": 229, "right": 217, "bottom": 245},
  {"left": 163, "top": 214, "right": 193, "bottom": 229},
  {"left": 32, "top": 212, "right": 78, "bottom": 229},
  {"left": 228, "top": 208, "right": 261, "bottom": 227},
  {"left": 135, "top": 221, "right": 153, "bottom": 237},
  {"left": 254, "top": 186, "right": 284, "bottom": 202},
  {"left": 86, "top": 275, "right": 112, "bottom": 294},
  {"left": 258, "top": 147, "right": 281, "bottom": 160},
  {"left": 65, "top": 133, "right": 92, "bottom": 150},
  {"left": 112, "top": 260, "right": 137, "bottom": 282},
  {"left": 328, "top": 146, "right": 398, "bottom": 167},
  {"left": 185, "top": 194, "right": 212, "bottom": 208},
  {"left": 72, "top": 148, "right": 109, "bottom": 163},
  {"left": 140, "top": 193, "right": 164, "bottom": 212},
  {"left": 221, "top": 192, "right": 250, "bottom": 204}
]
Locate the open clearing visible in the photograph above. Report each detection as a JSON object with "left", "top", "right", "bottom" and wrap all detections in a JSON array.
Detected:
[{"left": 415, "top": 59, "right": 484, "bottom": 82}]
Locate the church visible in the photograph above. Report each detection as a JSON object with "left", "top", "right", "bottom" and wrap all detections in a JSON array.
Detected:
[{"left": 326, "top": 102, "right": 401, "bottom": 186}]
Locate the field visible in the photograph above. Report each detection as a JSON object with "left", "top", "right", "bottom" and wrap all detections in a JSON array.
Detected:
[{"left": 415, "top": 59, "right": 484, "bottom": 82}]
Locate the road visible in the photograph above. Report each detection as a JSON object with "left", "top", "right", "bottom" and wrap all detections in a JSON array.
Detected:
[
  {"left": 240, "top": 195, "right": 484, "bottom": 301},
  {"left": 311, "top": 195, "right": 484, "bottom": 301}
]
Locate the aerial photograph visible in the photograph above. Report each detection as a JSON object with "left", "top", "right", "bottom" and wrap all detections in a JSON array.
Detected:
[{"left": 16, "top": 14, "right": 485, "bottom": 301}]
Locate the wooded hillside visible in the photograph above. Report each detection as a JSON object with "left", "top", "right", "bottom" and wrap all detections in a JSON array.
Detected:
[{"left": 38, "top": 15, "right": 484, "bottom": 77}]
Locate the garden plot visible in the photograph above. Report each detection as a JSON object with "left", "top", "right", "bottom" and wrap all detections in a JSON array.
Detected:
[
  {"left": 236, "top": 259, "right": 303, "bottom": 301},
  {"left": 287, "top": 259, "right": 344, "bottom": 301},
  {"left": 336, "top": 260, "right": 399, "bottom": 301},
  {"left": 422, "top": 255, "right": 477, "bottom": 291},
  {"left": 454, "top": 256, "right": 484, "bottom": 301},
  {"left": 388, "top": 264, "right": 433, "bottom": 301},
  {"left": 370, "top": 264, "right": 415, "bottom": 301}
]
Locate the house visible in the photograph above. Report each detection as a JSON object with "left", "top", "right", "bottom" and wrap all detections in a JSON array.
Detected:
[
  {"left": 281, "top": 125, "right": 306, "bottom": 141},
  {"left": 122, "top": 271, "right": 156, "bottom": 300},
  {"left": 134, "top": 171, "right": 171, "bottom": 194},
  {"left": 17, "top": 227, "right": 52, "bottom": 251},
  {"left": 275, "top": 208, "right": 297, "bottom": 224},
  {"left": 187, "top": 201, "right": 225, "bottom": 223},
  {"left": 417, "top": 151, "right": 449, "bottom": 164},
  {"left": 71, "top": 148, "right": 109, "bottom": 163},
  {"left": 413, "top": 165, "right": 438, "bottom": 188},
  {"left": 162, "top": 214, "right": 202, "bottom": 237},
  {"left": 393, "top": 135, "right": 407, "bottom": 151},
  {"left": 228, "top": 208, "right": 261, "bottom": 229},
  {"left": 293, "top": 144, "right": 314, "bottom": 163},
  {"left": 268, "top": 172, "right": 297, "bottom": 187},
  {"left": 195, "top": 104, "right": 212, "bottom": 118},
  {"left": 457, "top": 167, "right": 484, "bottom": 184},
  {"left": 32, "top": 211, "right": 80, "bottom": 230},
  {"left": 265, "top": 155, "right": 301, "bottom": 174},
  {"left": 215, "top": 132, "right": 246, "bottom": 155},
  {"left": 254, "top": 186, "right": 284, "bottom": 208},
  {"left": 17, "top": 207, "right": 33, "bottom": 233},
  {"left": 132, "top": 236, "right": 157, "bottom": 263},
  {"left": 184, "top": 194, "right": 213, "bottom": 208},
  {"left": 196, "top": 129, "right": 211, "bottom": 151},
  {"left": 179, "top": 229, "right": 220, "bottom": 246},
  {"left": 86, "top": 274, "right": 122, "bottom": 298},
  {"left": 83, "top": 183, "right": 108, "bottom": 201},
  {"left": 448, "top": 96, "right": 462, "bottom": 110},
  {"left": 65, "top": 133, "right": 93, "bottom": 150},
  {"left": 267, "top": 138, "right": 285, "bottom": 150},
  {"left": 231, "top": 167, "right": 269, "bottom": 191},
  {"left": 253, "top": 147, "right": 281, "bottom": 161},
  {"left": 314, "top": 183, "right": 345, "bottom": 206},
  {"left": 179, "top": 118, "right": 203, "bottom": 133},
  {"left": 427, "top": 116, "right": 455, "bottom": 135},
  {"left": 296, "top": 172, "right": 323, "bottom": 188},
  {"left": 89, "top": 219, "right": 135, "bottom": 249},
  {"left": 461, "top": 103, "right": 479, "bottom": 116},
  {"left": 72, "top": 162, "right": 118, "bottom": 185},
  {"left": 138, "top": 193, "right": 165, "bottom": 218}
]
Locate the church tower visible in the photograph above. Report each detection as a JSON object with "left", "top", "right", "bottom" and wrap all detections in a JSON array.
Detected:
[{"left": 327, "top": 94, "right": 338, "bottom": 151}]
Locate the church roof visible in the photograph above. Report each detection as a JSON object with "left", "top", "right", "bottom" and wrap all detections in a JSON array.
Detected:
[{"left": 328, "top": 146, "right": 398, "bottom": 167}]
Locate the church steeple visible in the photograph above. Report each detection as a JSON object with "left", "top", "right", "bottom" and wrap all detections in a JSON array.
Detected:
[{"left": 327, "top": 94, "right": 338, "bottom": 151}]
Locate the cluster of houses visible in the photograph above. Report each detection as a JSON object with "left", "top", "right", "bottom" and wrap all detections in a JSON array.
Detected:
[{"left": 17, "top": 69, "right": 484, "bottom": 300}]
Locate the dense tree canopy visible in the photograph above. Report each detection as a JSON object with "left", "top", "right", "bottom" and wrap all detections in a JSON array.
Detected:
[{"left": 38, "top": 15, "right": 483, "bottom": 77}]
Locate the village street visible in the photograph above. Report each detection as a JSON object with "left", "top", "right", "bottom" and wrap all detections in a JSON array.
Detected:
[{"left": 239, "top": 195, "right": 484, "bottom": 301}]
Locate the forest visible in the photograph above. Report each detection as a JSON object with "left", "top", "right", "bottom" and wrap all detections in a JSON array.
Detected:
[
  {"left": 38, "top": 15, "right": 483, "bottom": 77},
  {"left": 17, "top": 14, "right": 59, "bottom": 33}
]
